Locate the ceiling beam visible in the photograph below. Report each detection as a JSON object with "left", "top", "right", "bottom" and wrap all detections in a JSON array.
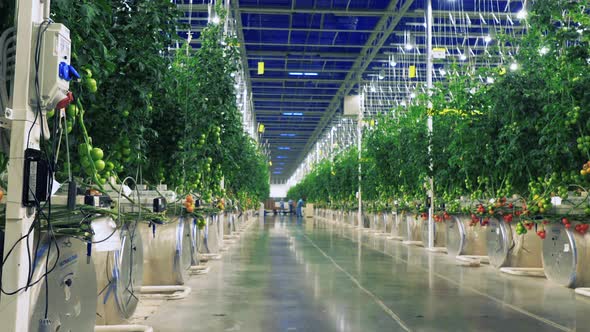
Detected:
[
  {"left": 238, "top": 7, "right": 386, "bottom": 16},
  {"left": 249, "top": 67, "right": 351, "bottom": 73},
  {"left": 292, "top": 0, "right": 415, "bottom": 179},
  {"left": 254, "top": 98, "right": 333, "bottom": 102},
  {"left": 242, "top": 26, "right": 374, "bottom": 33},
  {"left": 246, "top": 50, "right": 358, "bottom": 58},
  {"left": 251, "top": 85, "right": 342, "bottom": 90},
  {"left": 254, "top": 105, "right": 328, "bottom": 108},
  {"left": 250, "top": 77, "right": 344, "bottom": 83},
  {"left": 242, "top": 42, "right": 369, "bottom": 48},
  {"left": 254, "top": 93, "right": 336, "bottom": 98}
]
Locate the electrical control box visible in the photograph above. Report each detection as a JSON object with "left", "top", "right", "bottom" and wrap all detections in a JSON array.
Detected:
[
  {"left": 153, "top": 197, "right": 167, "bottom": 213},
  {"left": 30, "top": 23, "right": 73, "bottom": 111},
  {"left": 84, "top": 195, "right": 112, "bottom": 208}
]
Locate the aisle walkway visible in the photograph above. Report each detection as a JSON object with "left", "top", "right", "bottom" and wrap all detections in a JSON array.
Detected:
[{"left": 146, "top": 216, "right": 590, "bottom": 332}]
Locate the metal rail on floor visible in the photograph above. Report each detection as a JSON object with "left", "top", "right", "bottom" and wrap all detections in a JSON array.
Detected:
[
  {"left": 139, "top": 286, "right": 192, "bottom": 300},
  {"left": 500, "top": 267, "right": 546, "bottom": 278},
  {"left": 95, "top": 325, "right": 154, "bottom": 332}
]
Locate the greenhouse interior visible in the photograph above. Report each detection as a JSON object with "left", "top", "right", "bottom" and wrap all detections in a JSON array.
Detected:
[{"left": 1, "top": 0, "right": 590, "bottom": 331}]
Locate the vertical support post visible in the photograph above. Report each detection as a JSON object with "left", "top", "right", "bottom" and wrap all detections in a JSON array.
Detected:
[
  {"left": 219, "top": 177, "right": 225, "bottom": 250},
  {"left": 426, "top": 0, "right": 435, "bottom": 249},
  {"left": 0, "top": 1, "right": 48, "bottom": 331},
  {"left": 357, "top": 93, "right": 363, "bottom": 230}
]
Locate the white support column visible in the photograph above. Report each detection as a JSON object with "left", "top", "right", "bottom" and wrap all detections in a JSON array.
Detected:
[
  {"left": 426, "top": 0, "right": 435, "bottom": 249},
  {"left": 357, "top": 93, "right": 363, "bottom": 229},
  {"left": 219, "top": 177, "right": 225, "bottom": 250},
  {"left": 0, "top": 1, "right": 49, "bottom": 331}
]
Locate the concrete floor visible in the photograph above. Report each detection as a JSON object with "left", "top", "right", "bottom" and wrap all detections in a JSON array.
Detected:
[{"left": 146, "top": 215, "right": 590, "bottom": 332}]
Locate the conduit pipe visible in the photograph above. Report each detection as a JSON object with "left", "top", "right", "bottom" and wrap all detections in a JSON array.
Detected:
[
  {"left": 139, "top": 286, "right": 191, "bottom": 300},
  {"left": 575, "top": 288, "right": 590, "bottom": 298},
  {"left": 95, "top": 325, "right": 154, "bottom": 332}
]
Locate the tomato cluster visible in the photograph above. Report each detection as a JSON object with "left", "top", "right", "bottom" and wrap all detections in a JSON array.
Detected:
[
  {"left": 575, "top": 223, "right": 589, "bottom": 235},
  {"left": 184, "top": 195, "right": 195, "bottom": 213}
]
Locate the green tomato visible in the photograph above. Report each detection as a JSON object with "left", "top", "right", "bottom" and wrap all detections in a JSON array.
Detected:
[
  {"left": 122, "top": 148, "right": 131, "bottom": 157},
  {"left": 122, "top": 110, "right": 129, "bottom": 117},
  {"left": 46, "top": 109, "right": 55, "bottom": 118},
  {"left": 90, "top": 147, "right": 104, "bottom": 161},
  {"left": 105, "top": 161, "right": 115, "bottom": 171},
  {"left": 85, "top": 78, "right": 98, "bottom": 93},
  {"left": 94, "top": 159, "right": 106, "bottom": 172},
  {"left": 66, "top": 104, "right": 78, "bottom": 118},
  {"left": 79, "top": 143, "right": 92, "bottom": 155},
  {"left": 84, "top": 167, "right": 94, "bottom": 176},
  {"left": 81, "top": 156, "right": 91, "bottom": 169}
]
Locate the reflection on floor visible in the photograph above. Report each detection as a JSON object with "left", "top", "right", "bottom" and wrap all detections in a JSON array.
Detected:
[{"left": 146, "top": 215, "right": 590, "bottom": 332}]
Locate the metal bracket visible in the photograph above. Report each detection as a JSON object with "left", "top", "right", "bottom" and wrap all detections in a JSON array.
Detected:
[{"left": 0, "top": 107, "right": 13, "bottom": 129}]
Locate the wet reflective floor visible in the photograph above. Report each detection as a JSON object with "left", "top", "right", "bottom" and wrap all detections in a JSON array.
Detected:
[{"left": 146, "top": 215, "right": 590, "bottom": 332}]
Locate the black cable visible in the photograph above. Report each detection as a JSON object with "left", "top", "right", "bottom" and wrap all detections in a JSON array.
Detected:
[
  {"left": 91, "top": 227, "right": 118, "bottom": 244},
  {"left": 32, "top": 20, "right": 56, "bottom": 320}
]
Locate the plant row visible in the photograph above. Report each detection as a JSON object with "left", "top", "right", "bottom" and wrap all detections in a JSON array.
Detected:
[{"left": 288, "top": 0, "right": 590, "bottom": 237}]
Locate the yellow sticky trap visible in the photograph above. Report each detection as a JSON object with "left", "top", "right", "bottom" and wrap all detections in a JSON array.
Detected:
[
  {"left": 370, "top": 119, "right": 375, "bottom": 127},
  {"left": 269, "top": 161, "right": 272, "bottom": 166},
  {"left": 258, "top": 124, "right": 265, "bottom": 133},
  {"left": 258, "top": 62, "right": 265, "bottom": 75},
  {"left": 409, "top": 65, "right": 416, "bottom": 78}
]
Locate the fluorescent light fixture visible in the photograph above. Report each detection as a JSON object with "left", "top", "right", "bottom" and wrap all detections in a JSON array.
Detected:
[
  {"left": 539, "top": 46, "right": 549, "bottom": 55},
  {"left": 484, "top": 35, "right": 492, "bottom": 43},
  {"left": 289, "top": 72, "right": 318, "bottom": 76},
  {"left": 405, "top": 43, "right": 414, "bottom": 51},
  {"left": 280, "top": 133, "right": 297, "bottom": 137},
  {"left": 516, "top": 9, "right": 527, "bottom": 20},
  {"left": 409, "top": 92, "right": 416, "bottom": 98},
  {"left": 510, "top": 62, "right": 519, "bottom": 71},
  {"left": 283, "top": 112, "right": 303, "bottom": 116},
  {"left": 459, "top": 54, "right": 467, "bottom": 61},
  {"left": 486, "top": 77, "right": 495, "bottom": 84},
  {"left": 277, "top": 156, "right": 288, "bottom": 159},
  {"left": 273, "top": 171, "right": 282, "bottom": 174},
  {"left": 211, "top": 16, "right": 220, "bottom": 24},
  {"left": 278, "top": 162, "right": 286, "bottom": 165},
  {"left": 278, "top": 147, "right": 291, "bottom": 150}
]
